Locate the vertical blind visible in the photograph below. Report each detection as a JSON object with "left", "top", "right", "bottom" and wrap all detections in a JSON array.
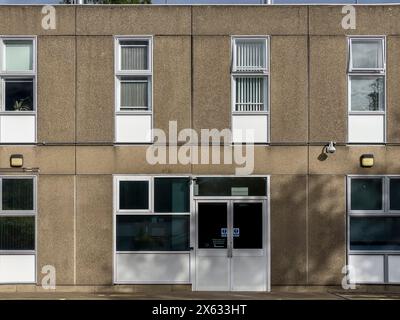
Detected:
[
  {"left": 235, "top": 77, "right": 266, "bottom": 112},
  {"left": 121, "top": 42, "right": 148, "bottom": 70},
  {"left": 120, "top": 80, "right": 148, "bottom": 109},
  {"left": 235, "top": 40, "right": 266, "bottom": 71},
  {"left": 0, "top": 217, "right": 35, "bottom": 250}
]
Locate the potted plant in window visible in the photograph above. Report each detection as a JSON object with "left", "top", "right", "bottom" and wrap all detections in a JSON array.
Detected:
[{"left": 13, "top": 97, "right": 31, "bottom": 111}]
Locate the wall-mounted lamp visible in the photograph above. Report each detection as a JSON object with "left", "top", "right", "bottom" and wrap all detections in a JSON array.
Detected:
[
  {"left": 325, "top": 141, "right": 336, "bottom": 154},
  {"left": 10, "top": 154, "right": 23, "bottom": 168},
  {"left": 360, "top": 154, "right": 374, "bottom": 168}
]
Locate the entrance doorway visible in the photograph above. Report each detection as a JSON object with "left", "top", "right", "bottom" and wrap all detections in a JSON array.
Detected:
[{"left": 194, "top": 199, "right": 268, "bottom": 291}]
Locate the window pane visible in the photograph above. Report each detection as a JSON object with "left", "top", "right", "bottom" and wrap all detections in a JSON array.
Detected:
[
  {"left": 390, "top": 179, "right": 400, "bottom": 211},
  {"left": 233, "top": 202, "right": 263, "bottom": 249},
  {"left": 0, "top": 216, "right": 35, "bottom": 250},
  {"left": 235, "top": 39, "right": 266, "bottom": 71},
  {"left": 195, "top": 177, "right": 267, "bottom": 197},
  {"left": 235, "top": 77, "right": 266, "bottom": 112},
  {"left": 4, "top": 40, "right": 33, "bottom": 71},
  {"left": 350, "top": 217, "right": 400, "bottom": 251},
  {"left": 351, "top": 178, "right": 382, "bottom": 211},
  {"left": 5, "top": 78, "right": 34, "bottom": 111},
  {"left": 119, "top": 180, "right": 149, "bottom": 210},
  {"left": 2, "top": 178, "right": 34, "bottom": 211},
  {"left": 198, "top": 203, "right": 227, "bottom": 249},
  {"left": 351, "top": 39, "right": 383, "bottom": 69},
  {"left": 120, "top": 40, "right": 148, "bottom": 70},
  {"left": 350, "top": 76, "right": 384, "bottom": 111},
  {"left": 116, "top": 215, "right": 189, "bottom": 251},
  {"left": 154, "top": 178, "right": 190, "bottom": 213},
  {"left": 120, "top": 77, "right": 148, "bottom": 109}
]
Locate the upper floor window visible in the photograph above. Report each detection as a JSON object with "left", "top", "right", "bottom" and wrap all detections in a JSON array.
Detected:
[
  {"left": 347, "top": 37, "right": 385, "bottom": 144},
  {"left": 232, "top": 38, "right": 268, "bottom": 112},
  {"left": 115, "top": 37, "right": 153, "bottom": 143},
  {"left": 115, "top": 38, "right": 152, "bottom": 111},
  {"left": 231, "top": 37, "right": 269, "bottom": 143},
  {"left": 0, "top": 37, "right": 36, "bottom": 143}
]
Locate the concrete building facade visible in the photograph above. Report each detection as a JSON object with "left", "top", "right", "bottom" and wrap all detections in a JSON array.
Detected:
[{"left": 0, "top": 4, "right": 398, "bottom": 292}]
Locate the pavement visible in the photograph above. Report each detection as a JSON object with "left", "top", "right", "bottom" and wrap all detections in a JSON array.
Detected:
[{"left": 0, "top": 290, "right": 400, "bottom": 300}]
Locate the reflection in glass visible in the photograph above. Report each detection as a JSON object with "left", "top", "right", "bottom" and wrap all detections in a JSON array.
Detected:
[
  {"left": 154, "top": 178, "right": 190, "bottom": 213},
  {"left": 2, "top": 178, "right": 34, "bottom": 211},
  {"left": 351, "top": 39, "right": 383, "bottom": 69},
  {"left": 0, "top": 217, "right": 35, "bottom": 250},
  {"left": 351, "top": 178, "right": 382, "bottom": 211},
  {"left": 350, "top": 217, "right": 400, "bottom": 251},
  {"left": 350, "top": 76, "right": 384, "bottom": 111},
  {"left": 116, "top": 215, "right": 189, "bottom": 251}
]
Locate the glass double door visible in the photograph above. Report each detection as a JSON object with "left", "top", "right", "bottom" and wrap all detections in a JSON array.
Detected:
[{"left": 194, "top": 200, "right": 268, "bottom": 291}]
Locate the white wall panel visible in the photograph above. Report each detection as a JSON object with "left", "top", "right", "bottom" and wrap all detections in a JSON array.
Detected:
[
  {"left": 0, "top": 115, "right": 35, "bottom": 143},
  {"left": 232, "top": 114, "right": 268, "bottom": 143},
  {"left": 115, "top": 253, "right": 190, "bottom": 283},
  {"left": 388, "top": 256, "right": 400, "bottom": 283},
  {"left": 0, "top": 255, "right": 35, "bottom": 283},
  {"left": 348, "top": 114, "right": 384, "bottom": 143},
  {"left": 115, "top": 114, "right": 152, "bottom": 143},
  {"left": 348, "top": 255, "right": 384, "bottom": 283}
]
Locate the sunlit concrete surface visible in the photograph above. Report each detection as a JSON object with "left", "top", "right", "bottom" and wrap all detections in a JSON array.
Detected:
[{"left": 0, "top": 290, "right": 399, "bottom": 300}]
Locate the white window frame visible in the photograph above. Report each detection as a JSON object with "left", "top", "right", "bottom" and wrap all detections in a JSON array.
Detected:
[
  {"left": 114, "top": 36, "right": 153, "bottom": 113},
  {"left": 115, "top": 176, "right": 152, "bottom": 214},
  {"left": 347, "top": 175, "right": 400, "bottom": 284},
  {"left": 0, "top": 175, "right": 37, "bottom": 258},
  {"left": 349, "top": 37, "right": 385, "bottom": 73},
  {"left": 347, "top": 36, "right": 386, "bottom": 144},
  {"left": 231, "top": 36, "right": 269, "bottom": 114},
  {"left": 0, "top": 36, "right": 37, "bottom": 143}
]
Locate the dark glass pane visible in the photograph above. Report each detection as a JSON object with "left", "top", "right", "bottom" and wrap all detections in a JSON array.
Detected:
[
  {"left": 195, "top": 177, "right": 267, "bottom": 197},
  {"left": 350, "top": 217, "right": 400, "bottom": 251},
  {"left": 119, "top": 181, "right": 149, "bottom": 210},
  {"left": 116, "top": 215, "right": 189, "bottom": 251},
  {"left": 0, "top": 217, "right": 35, "bottom": 250},
  {"left": 2, "top": 178, "right": 34, "bottom": 211},
  {"left": 198, "top": 203, "right": 227, "bottom": 249},
  {"left": 5, "top": 79, "right": 34, "bottom": 111},
  {"left": 154, "top": 178, "right": 190, "bottom": 213},
  {"left": 351, "top": 178, "right": 382, "bottom": 211},
  {"left": 390, "top": 179, "right": 400, "bottom": 211},
  {"left": 233, "top": 203, "right": 263, "bottom": 249}
]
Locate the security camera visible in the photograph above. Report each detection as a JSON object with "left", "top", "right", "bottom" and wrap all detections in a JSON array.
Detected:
[{"left": 325, "top": 141, "right": 336, "bottom": 154}]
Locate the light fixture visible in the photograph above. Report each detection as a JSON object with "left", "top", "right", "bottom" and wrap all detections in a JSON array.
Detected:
[
  {"left": 10, "top": 154, "right": 23, "bottom": 168},
  {"left": 325, "top": 141, "right": 336, "bottom": 154},
  {"left": 360, "top": 154, "right": 374, "bottom": 168}
]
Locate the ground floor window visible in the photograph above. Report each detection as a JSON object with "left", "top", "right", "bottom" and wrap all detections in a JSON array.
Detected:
[
  {"left": 114, "top": 176, "right": 191, "bottom": 284},
  {"left": 348, "top": 176, "right": 400, "bottom": 284},
  {"left": 0, "top": 176, "right": 36, "bottom": 283}
]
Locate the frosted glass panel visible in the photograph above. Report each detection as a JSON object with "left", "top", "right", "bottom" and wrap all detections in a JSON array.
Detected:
[
  {"left": 351, "top": 39, "right": 383, "bottom": 69},
  {"left": 5, "top": 40, "right": 33, "bottom": 71}
]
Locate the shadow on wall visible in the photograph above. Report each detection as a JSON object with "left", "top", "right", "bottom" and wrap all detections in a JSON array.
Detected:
[{"left": 270, "top": 174, "right": 346, "bottom": 286}]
